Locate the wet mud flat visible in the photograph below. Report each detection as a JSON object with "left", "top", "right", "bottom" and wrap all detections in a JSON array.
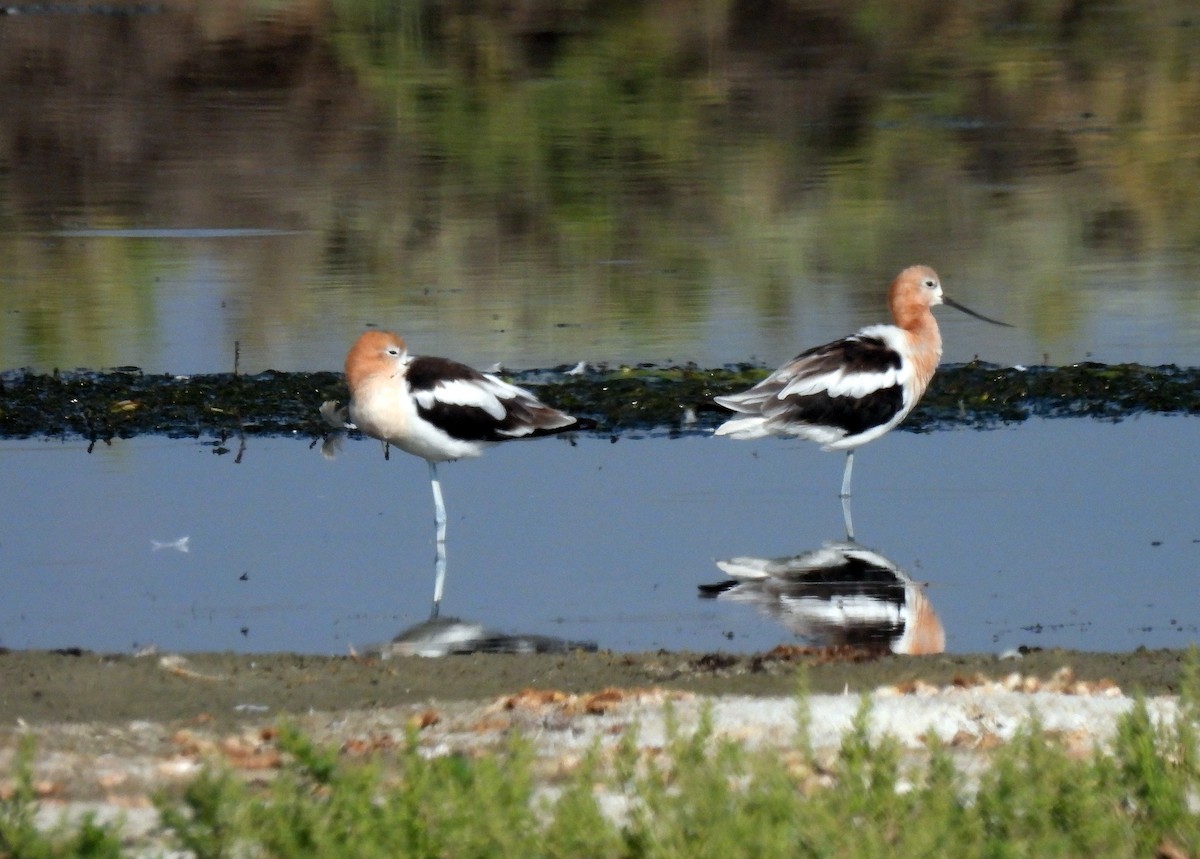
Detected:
[{"left": 0, "top": 646, "right": 1192, "bottom": 727}]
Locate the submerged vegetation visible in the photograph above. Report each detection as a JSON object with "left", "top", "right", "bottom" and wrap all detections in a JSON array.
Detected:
[
  {"left": 0, "top": 361, "right": 1199, "bottom": 445},
  {"left": 4, "top": 665, "right": 1200, "bottom": 858}
]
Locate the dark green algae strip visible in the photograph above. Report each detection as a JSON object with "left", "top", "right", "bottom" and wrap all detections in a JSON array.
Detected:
[{"left": 1, "top": 361, "right": 1198, "bottom": 444}]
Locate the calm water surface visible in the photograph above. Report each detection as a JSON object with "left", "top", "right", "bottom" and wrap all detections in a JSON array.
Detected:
[
  {"left": 3, "top": 417, "right": 1196, "bottom": 655},
  {"left": 2, "top": 2, "right": 1198, "bottom": 656}
]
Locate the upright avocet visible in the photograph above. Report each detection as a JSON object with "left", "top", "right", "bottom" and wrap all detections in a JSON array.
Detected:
[
  {"left": 714, "top": 265, "right": 1010, "bottom": 498},
  {"left": 325, "top": 330, "right": 582, "bottom": 618}
]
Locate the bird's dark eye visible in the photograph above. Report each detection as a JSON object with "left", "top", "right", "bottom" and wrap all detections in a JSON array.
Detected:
[
  {"left": 386, "top": 347, "right": 400, "bottom": 356},
  {"left": 924, "top": 279, "right": 936, "bottom": 289}
]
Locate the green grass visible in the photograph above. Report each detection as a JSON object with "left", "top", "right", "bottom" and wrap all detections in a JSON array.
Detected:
[{"left": 4, "top": 665, "right": 1200, "bottom": 858}]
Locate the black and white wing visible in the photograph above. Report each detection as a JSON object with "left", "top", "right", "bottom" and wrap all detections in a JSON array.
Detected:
[
  {"left": 714, "top": 327, "right": 910, "bottom": 443},
  {"left": 407, "top": 356, "right": 577, "bottom": 443}
]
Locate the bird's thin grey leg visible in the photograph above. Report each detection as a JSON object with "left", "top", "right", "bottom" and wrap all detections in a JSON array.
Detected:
[
  {"left": 841, "top": 492, "right": 855, "bottom": 542},
  {"left": 839, "top": 451, "right": 855, "bottom": 499},
  {"left": 429, "top": 461, "right": 448, "bottom": 619}
]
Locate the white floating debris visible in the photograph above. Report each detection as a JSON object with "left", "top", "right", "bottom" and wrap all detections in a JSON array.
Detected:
[
  {"left": 565, "top": 360, "right": 588, "bottom": 376},
  {"left": 159, "top": 654, "right": 226, "bottom": 682},
  {"left": 318, "top": 400, "right": 355, "bottom": 459},
  {"left": 318, "top": 399, "right": 352, "bottom": 430},
  {"left": 151, "top": 536, "right": 189, "bottom": 553}
]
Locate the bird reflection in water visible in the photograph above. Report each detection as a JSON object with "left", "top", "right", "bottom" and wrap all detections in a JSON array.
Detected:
[
  {"left": 700, "top": 541, "right": 945, "bottom": 655},
  {"left": 374, "top": 616, "right": 597, "bottom": 659}
]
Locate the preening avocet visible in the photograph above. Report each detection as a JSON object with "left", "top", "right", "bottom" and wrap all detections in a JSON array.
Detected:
[
  {"left": 324, "top": 330, "right": 583, "bottom": 618},
  {"left": 714, "top": 265, "right": 1010, "bottom": 497}
]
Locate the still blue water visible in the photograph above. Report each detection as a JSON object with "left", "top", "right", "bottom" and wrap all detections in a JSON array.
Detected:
[
  {"left": 3, "top": 416, "right": 1196, "bottom": 655},
  {"left": 2, "top": 2, "right": 1198, "bottom": 657}
]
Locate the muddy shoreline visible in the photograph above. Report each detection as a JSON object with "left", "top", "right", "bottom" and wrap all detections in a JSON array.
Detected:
[{"left": 0, "top": 647, "right": 1190, "bottom": 728}]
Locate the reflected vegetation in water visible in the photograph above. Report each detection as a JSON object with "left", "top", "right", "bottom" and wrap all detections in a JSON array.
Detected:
[
  {"left": 700, "top": 541, "right": 945, "bottom": 656},
  {"left": 1, "top": 1, "right": 1200, "bottom": 373}
]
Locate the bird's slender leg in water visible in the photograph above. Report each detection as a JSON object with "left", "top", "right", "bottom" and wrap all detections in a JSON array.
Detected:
[{"left": 429, "top": 461, "right": 447, "bottom": 619}]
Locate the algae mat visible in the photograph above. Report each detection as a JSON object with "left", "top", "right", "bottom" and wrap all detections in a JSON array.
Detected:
[{"left": 3, "top": 362, "right": 1200, "bottom": 442}]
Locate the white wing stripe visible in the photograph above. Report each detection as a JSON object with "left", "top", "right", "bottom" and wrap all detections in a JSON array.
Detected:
[
  {"left": 780, "top": 596, "right": 904, "bottom": 624},
  {"left": 414, "top": 380, "right": 508, "bottom": 420},
  {"left": 478, "top": 374, "right": 529, "bottom": 399},
  {"left": 777, "top": 366, "right": 905, "bottom": 400}
]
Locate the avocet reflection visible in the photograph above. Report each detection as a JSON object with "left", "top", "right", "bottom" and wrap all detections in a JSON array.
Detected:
[{"left": 700, "top": 541, "right": 944, "bottom": 655}]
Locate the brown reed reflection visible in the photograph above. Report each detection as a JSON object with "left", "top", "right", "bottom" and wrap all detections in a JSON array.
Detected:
[{"left": 4, "top": 1, "right": 1200, "bottom": 372}]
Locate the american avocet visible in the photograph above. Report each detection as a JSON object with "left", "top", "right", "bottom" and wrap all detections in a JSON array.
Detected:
[
  {"left": 326, "top": 330, "right": 583, "bottom": 618},
  {"left": 714, "top": 265, "right": 1010, "bottom": 498},
  {"left": 699, "top": 541, "right": 945, "bottom": 655}
]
